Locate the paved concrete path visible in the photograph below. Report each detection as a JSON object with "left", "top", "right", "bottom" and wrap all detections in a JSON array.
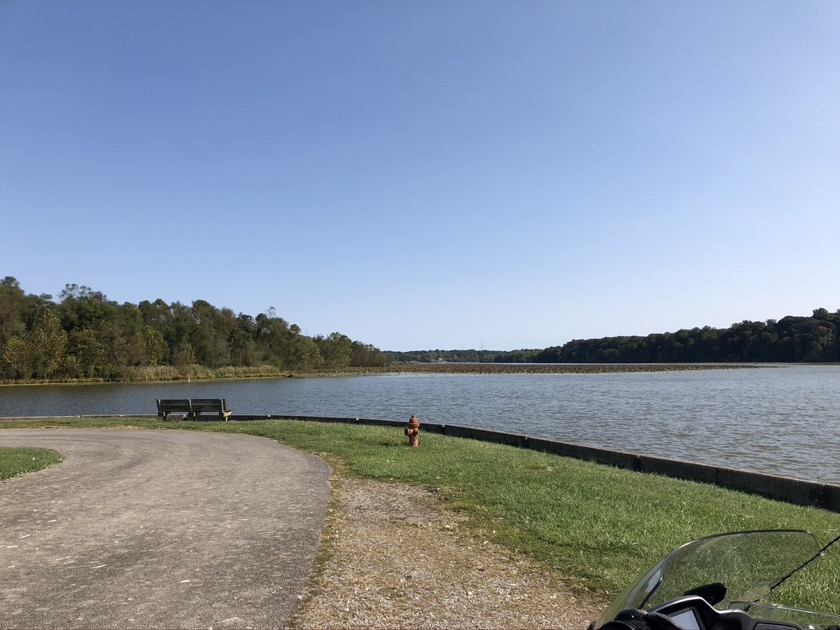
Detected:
[{"left": 0, "top": 428, "right": 332, "bottom": 629}]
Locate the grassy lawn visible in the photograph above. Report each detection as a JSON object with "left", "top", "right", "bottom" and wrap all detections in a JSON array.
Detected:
[
  {"left": 2, "top": 416, "right": 839, "bottom": 612},
  {"left": 0, "top": 446, "right": 63, "bottom": 480}
]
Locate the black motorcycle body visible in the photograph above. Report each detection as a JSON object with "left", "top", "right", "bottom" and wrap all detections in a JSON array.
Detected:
[{"left": 590, "top": 530, "right": 840, "bottom": 630}]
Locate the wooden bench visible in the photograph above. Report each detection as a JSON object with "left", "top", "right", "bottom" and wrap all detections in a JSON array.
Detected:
[
  {"left": 188, "top": 398, "right": 233, "bottom": 421},
  {"left": 156, "top": 398, "right": 232, "bottom": 421}
]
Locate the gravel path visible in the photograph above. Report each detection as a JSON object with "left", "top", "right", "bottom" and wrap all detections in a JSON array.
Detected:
[
  {"left": 0, "top": 429, "right": 331, "bottom": 629},
  {"left": 290, "top": 477, "right": 606, "bottom": 629}
]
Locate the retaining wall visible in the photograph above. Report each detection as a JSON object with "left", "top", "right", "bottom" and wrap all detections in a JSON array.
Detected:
[{"left": 228, "top": 413, "right": 840, "bottom": 513}]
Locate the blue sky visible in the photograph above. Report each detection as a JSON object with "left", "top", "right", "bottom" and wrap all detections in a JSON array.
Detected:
[{"left": 2, "top": 1, "right": 839, "bottom": 351}]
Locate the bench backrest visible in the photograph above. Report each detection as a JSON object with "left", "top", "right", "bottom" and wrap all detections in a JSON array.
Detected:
[
  {"left": 157, "top": 399, "right": 192, "bottom": 413},
  {"left": 190, "top": 398, "right": 229, "bottom": 413}
]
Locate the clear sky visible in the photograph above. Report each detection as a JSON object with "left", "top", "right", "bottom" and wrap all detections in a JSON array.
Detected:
[{"left": 2, "top": 1, "right": 839, "bottom": 352}]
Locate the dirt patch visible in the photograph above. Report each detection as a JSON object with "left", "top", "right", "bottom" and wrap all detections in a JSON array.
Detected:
[{"left": 290, "top": 478, "right": 606, "bottom": 629}]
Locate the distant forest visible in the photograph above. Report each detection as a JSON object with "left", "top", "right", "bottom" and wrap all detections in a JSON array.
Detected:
[
  {"left": 387, "top": 308, "right": 840, "bottom": 365},
  {"left": 0, "top": 277, "right": 387, "bottom": 381},
  {"left": 2, "top": 276, "right": 838, "bottom": 383}
]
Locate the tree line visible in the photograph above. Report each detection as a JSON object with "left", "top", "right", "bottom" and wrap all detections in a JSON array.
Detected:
[
  {"left": 385, "top": 349, "right": 536, "bottom": 363},
  {"left": 388, "top": 308, "right": 840, "bottom": 365},
  {"left": 532, "top": 309, "right": 840, "bottom": 364},
  {"left": 3, "top": 275, "right": 837, "bottom": 382},
  {"left": 0, "top": 277, "right": 388, "bottom": 381}
]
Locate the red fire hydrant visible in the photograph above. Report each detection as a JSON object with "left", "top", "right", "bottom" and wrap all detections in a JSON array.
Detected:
[{"left": 405, "top": 415, "right": 420, "bottom": 448}]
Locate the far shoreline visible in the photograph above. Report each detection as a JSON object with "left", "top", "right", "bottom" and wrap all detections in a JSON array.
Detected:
[{"left": 0, "top": 361, "right": 778, "bottom": 387}]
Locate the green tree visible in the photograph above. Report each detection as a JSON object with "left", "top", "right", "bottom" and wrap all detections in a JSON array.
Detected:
[
  {"left": 2, "top": 336, "right": 33, "bottom": 379},
  {"left": 67, "top": 328, "right": 106, "bottom": 378},
  {"left": 350, "top": 342, "right": 389, "bottom": 367},
  {"left": 143, "top": 326, "right": 168, "bottom": 365},
  {"left": 31, "top": 309, "right": 67, "bottom": 378},
  {"left": 173, "top": 341, "right": 197, "bottom": 366},
  {"left": 285, "top": 334, "right": 322, "bottom": 370},
  {"left": 316, "top": 332, "right": 353, "bottom": 369}
]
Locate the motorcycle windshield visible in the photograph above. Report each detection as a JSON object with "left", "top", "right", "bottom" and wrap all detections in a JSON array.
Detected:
[{"left": 600, "top": 530, "right": 820, "bottom": 622}]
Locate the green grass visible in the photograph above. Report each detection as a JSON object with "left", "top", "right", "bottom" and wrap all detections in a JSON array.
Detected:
[
  {"left": 0, "top": 446, "right": 63, "bottom": 480},
  {"left": 2, "top": 416, "right": 839, "bottom": 613}
]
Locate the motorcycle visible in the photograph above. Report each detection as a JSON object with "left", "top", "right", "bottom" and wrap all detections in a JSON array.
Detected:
[{"left": 589, "top": 530, "right": 840, "bottom": 630}]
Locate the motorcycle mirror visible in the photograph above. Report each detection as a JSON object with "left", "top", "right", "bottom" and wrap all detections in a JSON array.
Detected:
[{"left": 683, "top": 583, "right": 726, "bottom": 606}]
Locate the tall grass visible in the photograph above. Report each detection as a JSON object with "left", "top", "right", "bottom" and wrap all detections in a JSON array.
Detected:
[{"left": 123, "top": 364, "right": 293, "bottom": 382}]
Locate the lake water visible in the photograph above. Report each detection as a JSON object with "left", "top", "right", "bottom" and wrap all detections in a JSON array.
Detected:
[{"left": 1, "top": 365, "right": 839, "bottom": 484}]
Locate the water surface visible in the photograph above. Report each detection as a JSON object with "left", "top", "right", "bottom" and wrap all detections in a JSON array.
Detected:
[{"left": 1, "top": 365, "right": 838, "bottom": 483}]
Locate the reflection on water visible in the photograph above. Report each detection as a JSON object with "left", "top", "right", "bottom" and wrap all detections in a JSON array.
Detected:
[{"left": 1, "top": 365, "right": 839, "bottom": 484}]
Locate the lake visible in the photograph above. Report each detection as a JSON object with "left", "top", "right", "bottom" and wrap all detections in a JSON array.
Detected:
[{"left": 1, "top": 365, "right": 838, "bottom": 484}]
